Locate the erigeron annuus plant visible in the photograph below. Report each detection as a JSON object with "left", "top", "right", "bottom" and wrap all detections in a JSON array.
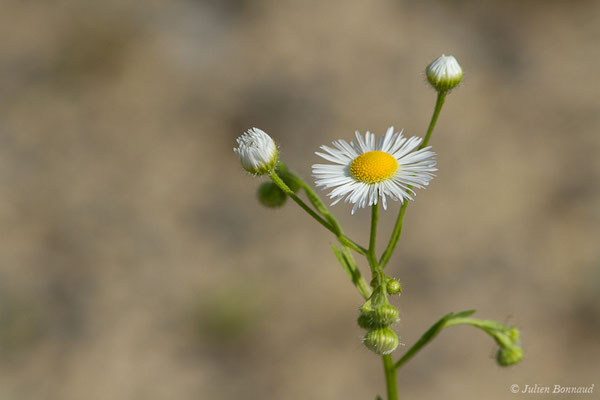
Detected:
[{"left": 234, "top": 54, "right": 523, "bottom": 400}]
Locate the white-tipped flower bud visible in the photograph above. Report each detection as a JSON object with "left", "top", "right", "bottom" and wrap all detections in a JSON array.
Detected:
[
  {"left": 364, "top": 327, "right": 399, "bottom": 355},
  {"left": 426, "top": 54, "right": 463, "bottom": 92},
  {"left": 234, "top": 128, "right": 278, "bottom": 175}
]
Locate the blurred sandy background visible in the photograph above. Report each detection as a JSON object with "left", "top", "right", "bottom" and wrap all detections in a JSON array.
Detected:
[{"left": 1, "top": 0, "right": 599, "bottom": 399}]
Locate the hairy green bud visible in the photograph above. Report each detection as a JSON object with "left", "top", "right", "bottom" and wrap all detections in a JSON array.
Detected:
[
  {"left": 360, "top": 300, "right": 373, "bottom": 314},
  {"left": 358, "top": 304, "right": 399, "bottom": 329},
  {"left": 357, "top": 313, "right": 375, "bottom": 329},
  {"left": 496, "top": 345, "right": 524, "bottom": 367},
  {"left": 373, "top": 304, "right": 399, "bottom": 326},
  {"left": 364, "top": 327, "right": 399, "bottom": 355},
  {"left": 386, "top": 279, "right": 402, "bottom": 295},
  {"left": 257, "top": 182, "right": 287, "bottom": 208}
]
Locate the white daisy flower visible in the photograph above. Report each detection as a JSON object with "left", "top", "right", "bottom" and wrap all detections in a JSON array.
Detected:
[
  {"left": 426, "top": 54, "right": 463, "bottom": 92},
  {"left": 234, "top": 128, "right": 278, "bottom": 175},
  {"left": 312, "top": 127, "right": 436, "bottom": 214}
]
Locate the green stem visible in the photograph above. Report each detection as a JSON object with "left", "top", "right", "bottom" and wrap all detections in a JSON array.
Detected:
[
  {"left": 289, "top": 170, "right": 365, "bottom": 251},
  {"left": 445, "top": 317, "right": 500, "bottom": 330},
  {"left": 444, "top": 317, "right": 514, "bottom": 347},
  {"left": 393, "top": 313, "right": 450, "bottom": 371},
  {"left": 379, "top": 91, "right": 447, "bottom": 268},
  {"left": 393, "top": 313, "right": 519, "bottom": 371},
  {"left": 368, "top": 203, "right": 397, "bottom": 400},
  {"left": 382, "top": 354, "right": 398, "bottom": 400},
  {"left": 269, "top": 171, "right": 333, "bottom": 232},
  {"left": 297, "top": 179, "right": 341, "bottom": 229},
  {"left": 273, "top": 166, "right": 372, "bottom": 299},
  {"left": 368, "top": 202, "right": 379, "bottom": 271},
  {"left": 421, "top": 91, "right": 446, "bottom": 149},
  {"left": 269, "top": 171, "right": 367, "bottom": 255},
  {"left": 393, "top": 310, "right": 476, "bottom": 371},
  {"left": 378, "top": 201, "right": 407, "bottom": 268}
]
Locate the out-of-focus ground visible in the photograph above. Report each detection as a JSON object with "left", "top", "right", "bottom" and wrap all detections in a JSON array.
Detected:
[{"left": 1, "top": 0, "right": 599, "bottom": 399}]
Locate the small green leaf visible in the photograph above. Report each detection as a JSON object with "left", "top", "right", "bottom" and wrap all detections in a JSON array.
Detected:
[
  {"left": 451, "top": 309, "right": 476, "bottom": 319},
  {"left": 330, "top": 244, "right": 353, "bottom": 280}
]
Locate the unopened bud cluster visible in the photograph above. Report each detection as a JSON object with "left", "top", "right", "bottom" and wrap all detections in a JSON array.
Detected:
[
  {"left": 358, "top": 287, "right": 400, "bottom": 355},
  {"left": 492, "top": 325, "right": 523, "bottom": 367}
]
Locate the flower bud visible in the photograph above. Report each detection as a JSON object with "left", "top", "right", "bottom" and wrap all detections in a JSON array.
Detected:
[
  {"left": 357, "top": 312, "right": 375, "bottom": 329},
  {"left": 360, "top": 300, "right": 373, "bottom": 314},
  {"left": 364, "top": 327, "right": 399, "bottom": 355},
  {"left": 426, "top": 54, "right": 463, "bottom": 92},
  {"left": 257, "top": 182, "right": 287, "bottom": 208},
  {"left": 507, "top": 326, "right": 520, "bottom": 343},
  {"left": 357, "top": 300, "right": 376, "bottom": 329},
  {"left": 386, "top": 279, "right": 402, "bottom": 295},
  {"left": 496, "top": 345, "right": 523, "bottom": 367},
  {"left": 373, "top": 304, "right": 399, "bottom": 326},
  {"left": 357, "top": 304, "right": 399, "bottom": 329},
  {"left": 234, "top": 128, "right": 278, "bottom": 175}
]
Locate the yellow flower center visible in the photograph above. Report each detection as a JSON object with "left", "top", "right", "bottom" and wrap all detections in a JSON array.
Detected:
[{"left": 349, "top": 151, "right": 398, "bottom": 184}]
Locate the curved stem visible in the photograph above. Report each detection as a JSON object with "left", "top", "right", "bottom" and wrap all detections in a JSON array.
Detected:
[
  {"left": 296, "top": 179, "right": 342, "bottom": 231},
  {"left": 393, "top": 313, "right": 450, "bottom": 371},
  {"left": 393, "top": 310, "right": 476, "bottom": 371},
  {"left": 421, "top": 91, "right": 446, "bottom": 149},
  {"left": 379, "top": 201, "right": 408, "bottom": 268},
  {"left": 269, "top": 171, "right": 335, "bottom": 232},
  {"left": 382, "top": 354, "right": 398, "bottom": 400},
  {"left": 298, "top": 179, "right": 365, "bottom": 253},
  {"left": 269, "top": 171, "right": 367, "bottom": 255}
]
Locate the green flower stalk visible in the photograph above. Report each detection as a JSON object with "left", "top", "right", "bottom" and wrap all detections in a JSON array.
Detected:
[{"left": 233, "top": 54, "right": 522, "bottom": 400}]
